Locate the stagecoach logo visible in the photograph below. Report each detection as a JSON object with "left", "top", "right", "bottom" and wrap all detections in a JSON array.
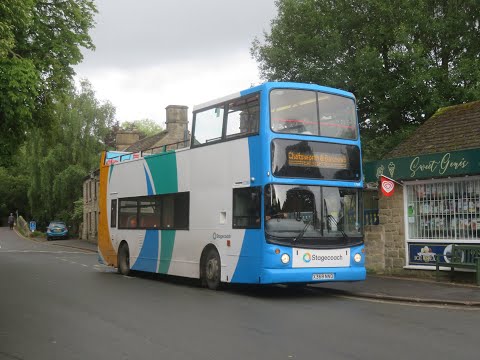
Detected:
[
  {"left": 213, "top": 232, "right": 231, "bottom": 240},
  {"left": 303, "top": 253, "right": 312, "bottom": 263}
]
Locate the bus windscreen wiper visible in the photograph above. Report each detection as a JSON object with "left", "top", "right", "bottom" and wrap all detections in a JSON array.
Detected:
[
  {"left": 294, "top": 216, "right": 314, "bottom": 242},
  {"left": 326, "top": 214, "right": 349, "bottom": 241}
]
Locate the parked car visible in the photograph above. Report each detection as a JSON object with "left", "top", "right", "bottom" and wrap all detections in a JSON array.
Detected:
[{"left": 46, "top": 221, "right": 68, "bottom": 240}]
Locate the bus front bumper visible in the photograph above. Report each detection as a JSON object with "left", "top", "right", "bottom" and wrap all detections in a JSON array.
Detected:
[{"left": 260, "top": 266, "right": 366, "bottom": 284}]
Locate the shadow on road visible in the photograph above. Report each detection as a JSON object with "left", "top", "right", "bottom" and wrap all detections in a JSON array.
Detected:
[{"left": 109, "top": 270, "right": 338, "bottom": 300}]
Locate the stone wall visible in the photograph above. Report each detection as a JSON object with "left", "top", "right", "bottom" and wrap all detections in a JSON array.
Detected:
[
  {"left": 364, "top": 187, "right": 406, "bottom": 274},
  {"left": 364, "top": 224, "right": 385, "bottom": 272},
  {"left": 116, "top": 130, "right": 142, "bottom": 151},
  {"left": 379, "top": 187, "right": 406, "bottom": 272}
]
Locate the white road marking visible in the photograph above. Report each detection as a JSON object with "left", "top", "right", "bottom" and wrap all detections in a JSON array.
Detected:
[
  {"left": 0, "top": 250, "right": 91, "bottom": 254},
  {"left": 334, "top": 294, "right": 480, "bottom": 311}
]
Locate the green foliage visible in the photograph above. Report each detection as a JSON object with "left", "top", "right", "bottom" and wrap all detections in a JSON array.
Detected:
[
  {"left": 0, "top": 58, "right": 39, "bottom": 165},
  {"left": 30, "top": 230, "right": 45, "bottom": 238},
  {"left": 0, "top": 166, "right": 29, "bottom": 220},
  {"left": 252, "top": 0, "right": 480, "bottom": 159},
  {"left": 0, "top": 0, "right": 34, "bottom": 57},
  {"left": 25, "top": 81, "right": 115, "bottom": 229},
  {"left": 121, "top": 119, "right": 164, "bottom": 138},
  {"left": 0, "top": 0, "right": 97, "bottom": 161},
  {"left": 72, "top": 198, "right": 84, "bottom": 224}
]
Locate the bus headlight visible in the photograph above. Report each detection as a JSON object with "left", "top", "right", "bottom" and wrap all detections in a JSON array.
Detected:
[
  {"left": 354, "top": 253, "right": 362, "bottom": 263},
  {"left": 281, "top": 253, "right": 290, "bottom": 264}
]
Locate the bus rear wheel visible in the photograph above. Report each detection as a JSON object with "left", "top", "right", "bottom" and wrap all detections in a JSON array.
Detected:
[
  {"left": 202, "top": 248, "right": 221, "bottom": 290},
  {"left": 118, "top": 242, "right": 131, "bottom": 276}
]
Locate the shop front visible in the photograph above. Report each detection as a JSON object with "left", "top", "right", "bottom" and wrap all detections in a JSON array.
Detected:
[{"left": 364, "top": 147, "right": 480, "bottom": 271}]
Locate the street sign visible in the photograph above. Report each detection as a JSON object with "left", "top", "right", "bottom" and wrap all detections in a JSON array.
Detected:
[{"left": 29, "top": 221, "right": 36, "bottom": 232}]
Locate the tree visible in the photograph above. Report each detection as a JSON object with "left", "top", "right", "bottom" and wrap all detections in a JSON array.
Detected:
[
  {"left": 0, "top": 0, "right": 97, "bottom": 164},
  {"left": 25, "top": 81, "right": 115, "bottom": 229},
  {"left": 252, "top": 0, "right": 480, "bottom": 159},
  {"left": 121, "top": 119, "right": 164, "bottom": 138},
  {"left": 0, "top": 166, "right": 29, "bottom": 222}
]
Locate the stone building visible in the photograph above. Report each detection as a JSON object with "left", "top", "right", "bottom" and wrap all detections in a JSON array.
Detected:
[
  {"left": 123, "top": 105, "right": 189, "bottom": 153},
  {"left": 80, "top": 105, "right": 189, "bottom": 243},
  {"left": 363, "top": 100, "right": 480, "bottom": 275},
  {"left": 115, "top": 130, "right": 143, "bottom": 151},
  {"left": 82, "top": 169, "right": 100, "bottom": 242}
]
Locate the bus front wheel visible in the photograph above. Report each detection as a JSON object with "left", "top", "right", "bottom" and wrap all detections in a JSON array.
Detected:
[
  {"left": 118, "top": 242, "right": 131, "bottom": 276},
  {"left": 202, "top": 248, "right": 221, "bottom": 290}
]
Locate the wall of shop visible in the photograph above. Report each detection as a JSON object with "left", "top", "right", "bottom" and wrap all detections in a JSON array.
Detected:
[{"left": 364, "top": 188, "right": 406, "bottom": 274}]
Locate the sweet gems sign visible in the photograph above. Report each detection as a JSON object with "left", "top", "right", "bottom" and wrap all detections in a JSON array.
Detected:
[{"left": 364, "top": 148, "right": 480, "bottom": 182}]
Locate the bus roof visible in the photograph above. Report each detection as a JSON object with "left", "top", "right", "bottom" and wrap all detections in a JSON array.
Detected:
[{"left": 192, "top": 82, "right": 355, "bottom": 112}]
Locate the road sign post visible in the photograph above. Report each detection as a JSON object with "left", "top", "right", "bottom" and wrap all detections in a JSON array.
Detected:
[{"left": 29, "top": 221, "right": 36, "bottom": 233}]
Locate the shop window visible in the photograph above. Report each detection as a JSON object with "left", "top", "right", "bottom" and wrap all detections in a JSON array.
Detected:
[
  {"left": 406, "top": 178, "right": 480, "bottom": 240},
  {"left": 233, "top": 187, "right": 261, "bottom": 229}
]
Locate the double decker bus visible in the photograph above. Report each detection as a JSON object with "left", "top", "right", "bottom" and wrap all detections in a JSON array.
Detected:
[{"left": 98, "top": 82, "right": 365, "bottom": 289}]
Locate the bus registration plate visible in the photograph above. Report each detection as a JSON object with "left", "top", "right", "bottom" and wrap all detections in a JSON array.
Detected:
[{"left": 312, "top": 273, "right": 334, "bottom": 280}]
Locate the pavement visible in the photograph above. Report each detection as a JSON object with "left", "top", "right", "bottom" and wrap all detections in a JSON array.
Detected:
[{"left": 35, "top": 237, "right": 480, "bottom": 307}]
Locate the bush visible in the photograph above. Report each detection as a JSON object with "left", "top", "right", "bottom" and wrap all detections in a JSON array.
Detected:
[{"left": 29, "top": 230, "right": 46, "bottom": 238}]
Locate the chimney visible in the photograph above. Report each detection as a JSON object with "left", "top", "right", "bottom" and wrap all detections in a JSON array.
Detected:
[
  {"left": 115, "top": 130, "right": 142, "bottom": 151},
  {"left": 165, "top": 105, "right": 188, "bottom": 143}
]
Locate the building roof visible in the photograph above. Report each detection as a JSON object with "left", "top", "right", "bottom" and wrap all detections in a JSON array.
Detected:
[
  {"left": 386, "top": 100, "right": 480, "bottom": 158},
  {"left": 124, "top": 130, "right": 168, "bottom": 153}
]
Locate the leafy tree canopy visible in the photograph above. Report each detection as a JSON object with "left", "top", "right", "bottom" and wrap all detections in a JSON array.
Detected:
[
  {"left": 121, "top": 119, "right": 165, "bottom": 138},
  {"left": 252, "top": 0, "right": 480, "bottom": 159},
  {"left": 0, "top": 0, "right": 97, "bottom": 163},
  {"left": 24, "top": 80, "right": 115, "bottom": 228}
]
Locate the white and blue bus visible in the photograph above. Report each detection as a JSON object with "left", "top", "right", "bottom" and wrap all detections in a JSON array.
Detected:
[{"left": 98, "top": 82, "right": 365, "bottom": 289}]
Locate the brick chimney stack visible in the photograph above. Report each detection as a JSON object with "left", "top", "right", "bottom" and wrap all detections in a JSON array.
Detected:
[{"left": 165, "top": 105, "right": 188, "bottom": 143}]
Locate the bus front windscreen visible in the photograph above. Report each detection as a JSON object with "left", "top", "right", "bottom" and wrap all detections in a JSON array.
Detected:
[
  {"left": 264, "top": 184, "right": 363, "bottom": 248},
  {"left": 270, "top": 89, "right": 358, "bottom": 139}
]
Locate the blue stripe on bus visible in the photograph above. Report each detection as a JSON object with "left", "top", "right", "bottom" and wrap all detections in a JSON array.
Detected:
[
  {"left": 132, "top": 230, "right": 159, "bottom": 273},
  {"left": 143, "top": 164, "right": 154, "bottom": 195},
  {"left": 231, "top": 229, "right": 262, "bottom": 283},
  {"left": 231, "top": 136, "right": 265, "bottom": 283}
]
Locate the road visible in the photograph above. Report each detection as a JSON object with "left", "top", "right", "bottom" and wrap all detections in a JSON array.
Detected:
[{"left": 0, "top": 227, "right": 477, "bottom": 360}]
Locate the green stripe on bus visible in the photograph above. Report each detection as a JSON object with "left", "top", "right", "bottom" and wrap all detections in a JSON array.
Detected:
[
  {"left": 158, "top": 230, "right": 175, "bottom": 274},
  {"left": 145, "top": 153, "right": 178, "bottom": 194}
]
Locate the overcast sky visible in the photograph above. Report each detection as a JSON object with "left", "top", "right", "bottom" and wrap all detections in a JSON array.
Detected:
[{"left": 74, "top": 0, "right": 277, "bottom": 127}]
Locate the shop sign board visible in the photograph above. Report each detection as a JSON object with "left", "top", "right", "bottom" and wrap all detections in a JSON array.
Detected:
[
  {"left": 364, "top": 148, "right": 480, "bottom": 183},
  {"left": 408, "top": 242, "right": 476, "bottom": 266}
]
